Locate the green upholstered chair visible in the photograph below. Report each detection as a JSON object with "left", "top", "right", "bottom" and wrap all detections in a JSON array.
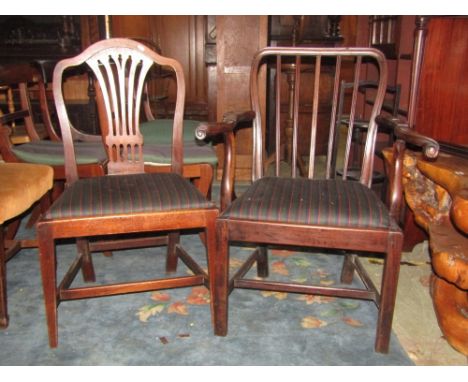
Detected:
[
  {"left": 0, "top": 162, "right": 53, "bottom": 328},
  {"left": 37, "top": 38, "right": 219, "bottom": 347}
]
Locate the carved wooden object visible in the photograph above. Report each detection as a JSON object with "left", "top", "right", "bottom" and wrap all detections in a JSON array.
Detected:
[{"left": 397, "top": 150, "right": 468, "bottom": 355}]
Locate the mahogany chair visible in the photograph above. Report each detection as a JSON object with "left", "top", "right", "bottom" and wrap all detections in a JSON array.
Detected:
[
  {"left": 205, "top": 47, "right": 408, "bottom": 353},
  {"left": 36, "top": 38, "right": 219, "bottom": 347}
]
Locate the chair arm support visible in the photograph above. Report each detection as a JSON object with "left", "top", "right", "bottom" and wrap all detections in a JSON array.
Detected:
[
  {"left": 376, "top": 115, "right": 440, "bottom": 221},
  {"left": 70, "top": 125, "right": 102, "bottom": 143},
  {"left": 195, "top": 110, "right": 255, "bottom": 211},
  {"left": 375, "top": 115, "right": 439, "bottom": 159},
  {"left": 195, "top": 110, "right": 255, "bottom": 140},
  {"left": 0, "top": 110, "right": 29, "bottom": 125}
]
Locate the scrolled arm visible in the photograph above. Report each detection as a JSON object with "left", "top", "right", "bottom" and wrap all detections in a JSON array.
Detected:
[
  {"left": 376, "top": 115, "right": 441, "bottom": 222},
  {"left": 375, "top": 115, "right": 439, "bottom": 159},
  {"left": 195, "top": 110, "right": 255, "bottom": 140},
  {"left": 195, "top": 110, "right": 255, "bottom": 211}
]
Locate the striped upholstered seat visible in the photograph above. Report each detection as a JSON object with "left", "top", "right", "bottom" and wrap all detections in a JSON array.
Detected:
[
  {"left": 46, "top": 172, "right": 214, "bottom": 220},
  {"left": 222, "top": 177, "right": 391, "bottom": 229}
]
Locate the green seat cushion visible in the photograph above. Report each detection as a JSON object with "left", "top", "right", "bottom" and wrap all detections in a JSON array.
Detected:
[
  {"left": 140, "top": 119, "right": 203, "bottom": 145},
  {"left": 143, "top": 143, "right": 218, "bottom": 165},
  {"left": 140, "top": 119, "right": 217, "bottom": 165},
  {"left": 12, "top": 140, "right": 107, "bottom": 166}
]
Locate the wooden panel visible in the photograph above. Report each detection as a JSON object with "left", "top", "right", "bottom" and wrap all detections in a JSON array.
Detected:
[
  {"left": 216, "top": 16, "right": 268, "bottom": 181},
  {"left": 416, "top": 17, "right": 468, "bottom": 145},
  {"left": 111, "top": 15, "right": 152, "bottom": 40},
  {"left": 110, "top": 16, "right": 208, "bottom": 120}
]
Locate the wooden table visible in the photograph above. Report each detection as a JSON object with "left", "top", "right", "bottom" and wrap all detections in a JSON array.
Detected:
[{"left": 398, "top": 150, "right": 468, "bottom": 356}]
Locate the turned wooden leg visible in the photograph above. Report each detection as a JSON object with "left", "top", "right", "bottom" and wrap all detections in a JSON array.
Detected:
[
  {"left": 340, "top": 253, "right": 355, "bottom": 284},
  {"left": 37, "top": 223, "right": 59, "bottom": 348},
  {"left": 166, "top": 231, "right": 180, "bottom": 273},
  {"left": 213, "top": 220, "right": 229, "bottom": 336},
  {"left": 375, "top": 232, "right": 402, "bottom": 353},
  {"left": 76, "top": 238, "right": 96, "bottom": 282},
  {"left": 256, "top": 245, "right": 269, "bottom": 278},
  {"left": 0, "top": 228, "right": 9, "bottom": 328}
]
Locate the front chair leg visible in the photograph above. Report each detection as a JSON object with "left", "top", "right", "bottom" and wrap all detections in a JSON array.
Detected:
[
  {"left": 166, "top": 231, "right": 180, "bottom": 273},
  {"left": 0, "top": 228, "right": 9, "bottom": 328},
  {"left": 375, "top": 233, "right": 403, "bottom": 353},
  {"left": 37, "top": 224, "right": 59, "bottom": 348},
  {"left": 212, "top": 220, "right": 229, "bottom": 336}
]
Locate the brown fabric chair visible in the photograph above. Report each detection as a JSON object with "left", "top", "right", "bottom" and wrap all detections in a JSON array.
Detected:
[
  {"left": 203, "top": 47, "right": 409, "bottom": 353},
  {"left": 37, "top": 38, "right": 219, "bottom": 347},
  {"left": 0, "top": 162, "right": 53, "bottom": 328}
]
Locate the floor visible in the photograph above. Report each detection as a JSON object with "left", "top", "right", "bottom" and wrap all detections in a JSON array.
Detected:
[{"left": 362, "top": 240, "right": 467, "bottom": 365}]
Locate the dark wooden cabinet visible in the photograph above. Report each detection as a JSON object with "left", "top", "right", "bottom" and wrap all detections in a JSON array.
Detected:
[{"left": 414, "top": 17, "right": 468, "bottom": 146}]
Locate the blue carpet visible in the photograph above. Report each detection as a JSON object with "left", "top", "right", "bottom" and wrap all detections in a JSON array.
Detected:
[{"left": 1, "top": 223, "right": 413, "bottom": 365}]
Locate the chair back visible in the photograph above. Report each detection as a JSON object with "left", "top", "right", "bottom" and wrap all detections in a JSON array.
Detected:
[
  {"left": 53, "top": 38, "right": 186, "bottom": 184},
  {"left": 250, "top": 47, "right": 387, "bottom": 187},
  {"left": 0, "top": 63, "right": 54, "bottom": 142}
]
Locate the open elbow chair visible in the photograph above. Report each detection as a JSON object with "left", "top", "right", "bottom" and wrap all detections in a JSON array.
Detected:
[
  {"left": 36, "top": 38, "right": 219, "bottom": 347},
  {"left": 197, "top": 46, "right": 438, "bottom": 353}
]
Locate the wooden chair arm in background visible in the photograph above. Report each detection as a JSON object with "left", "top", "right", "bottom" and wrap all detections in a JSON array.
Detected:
[{"left": 195, "top": 110, "right": 255, "bottom": 211}]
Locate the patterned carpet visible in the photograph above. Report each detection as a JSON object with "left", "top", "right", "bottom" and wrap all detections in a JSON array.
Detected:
[{"left": 0, "top": 224, "right": 412, "bottom": 365}]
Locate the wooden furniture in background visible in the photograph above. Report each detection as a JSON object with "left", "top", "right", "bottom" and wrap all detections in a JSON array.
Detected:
[
  {"left": 38, "top": 38, "right": 219, "bottom": 347},
  {"left": 410, "top": 16, "right": 468, "bottom": 146},
  {"left": 206, "top": 47, "right": 407, "bottom": 353},
  {"left": 397, "top": 149, "right": 468, "bottom": 356}
]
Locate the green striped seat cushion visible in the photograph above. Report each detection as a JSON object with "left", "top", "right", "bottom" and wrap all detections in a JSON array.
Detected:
[
  {"left": 221, "top": 177, "right": 391, "bottom": 229},
  {"left": 46, "top": 172, "right": 214, "bottom": 219},
  {"left": 143, "top": 143, "right": 217, "bottom": 165},
  {"left": 12, "top": 140, "right": 107, "bottom": 166},
  {"left": 140, "top": 119, "right": 203, "bottom": 145},
  {"left": 140, "top": 119, "right": 217, "bottom": 165},
  {"left": 12, "top": 139, "right": 217, "bottom": 166}
]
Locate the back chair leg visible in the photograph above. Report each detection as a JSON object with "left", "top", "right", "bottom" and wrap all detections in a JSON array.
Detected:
[
  {"left": 166, "top": 231, "right": 180, "bottom": 273},
  {"left": 38, "top": 225, "right": 59, "bottom": 348},
  {"left": 213, "top": 220, "right": 229, "bottom": 336},
  {"left": 375, "top": 233, "right": 403, "bottom": 353},
  {"left": 0, "top": 229, "right": 8, "bottom": 328},
  {"left": 256, "top": 245, "right": 269, "bottom": 278},
  {"left": 340, "top": 253, "right": 356, "bottom": 284},
  {"left": 76, "top": 238, "right": 96, "bottom": 282}
]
